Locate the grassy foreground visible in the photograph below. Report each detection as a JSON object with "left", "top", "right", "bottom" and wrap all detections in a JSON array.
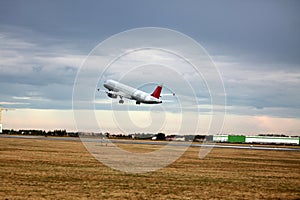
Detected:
[{"left": 0, "top": 137, "right": 299, "bottom": 199}]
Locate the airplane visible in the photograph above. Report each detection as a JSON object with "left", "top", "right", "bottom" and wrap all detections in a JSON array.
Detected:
[{"left": 98, "top": 79, "right": 174, "bottom": 104}]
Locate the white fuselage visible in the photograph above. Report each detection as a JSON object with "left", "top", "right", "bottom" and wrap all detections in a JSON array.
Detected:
[{"left": 103, "top": 80, "right": 162, "bottom": 104}]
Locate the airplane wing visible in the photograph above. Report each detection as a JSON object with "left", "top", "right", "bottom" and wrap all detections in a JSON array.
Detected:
[
  {"left": 97, "top": 89, "right": 133, "bottom": 100},
  {"left": 117, "top": 91, "right": 132, "bottom": 100},
  {"left": 97, "top": 89, "right": 107, "bottom": 93}
]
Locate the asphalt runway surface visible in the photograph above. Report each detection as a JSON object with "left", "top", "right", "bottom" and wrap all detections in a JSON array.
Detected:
[{"left": 1, "top": 134, "right": 299, "bottom": 152}]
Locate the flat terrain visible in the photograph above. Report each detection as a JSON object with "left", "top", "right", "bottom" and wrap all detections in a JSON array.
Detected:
[{"left": 0, "top": 137, "right": 299, "bottom": 199}]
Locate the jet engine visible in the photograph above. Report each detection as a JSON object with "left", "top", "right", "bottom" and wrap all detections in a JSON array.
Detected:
[{"left": 108, "top": 93, "right": 118, "bottom": 98}]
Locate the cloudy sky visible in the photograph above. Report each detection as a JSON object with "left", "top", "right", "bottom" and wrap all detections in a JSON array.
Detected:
[{"left": 0, "top": 1, "right": 299, "bottom": 135}]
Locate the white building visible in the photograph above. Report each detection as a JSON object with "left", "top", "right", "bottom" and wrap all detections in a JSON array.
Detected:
[
  {"left": 246, "top": 136, "right": 299, "bottom": 145},
  {"left": 213, "top": 135, "right": 228, "bottom": 142}
]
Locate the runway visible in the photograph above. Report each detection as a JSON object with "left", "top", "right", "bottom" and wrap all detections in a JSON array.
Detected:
[{"left": 1, "top": 134, "right": 300, "bottom": 152}]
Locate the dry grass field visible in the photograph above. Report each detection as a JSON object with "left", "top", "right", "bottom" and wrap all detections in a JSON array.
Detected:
[{"left": 0, "top": 137, "right": 299, "bottom": 199}]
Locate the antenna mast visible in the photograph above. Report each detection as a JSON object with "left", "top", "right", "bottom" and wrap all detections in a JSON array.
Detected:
[{"left": 0, "top": 105, "right": 15, "bottom": 133}]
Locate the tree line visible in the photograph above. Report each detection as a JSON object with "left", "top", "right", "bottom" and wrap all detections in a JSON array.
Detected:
[
  {"left": 2, "top": 129, "right": 215, "bottom": 142},
  {"left": 2, "top": 129, "right": 78, "bottom": 137}
]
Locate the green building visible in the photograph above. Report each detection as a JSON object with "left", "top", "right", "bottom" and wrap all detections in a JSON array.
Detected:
[{"left": 228, "top": 135, "right": 246, "bottom": 143}]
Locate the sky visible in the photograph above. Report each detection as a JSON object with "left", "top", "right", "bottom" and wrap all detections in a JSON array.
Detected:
[{"left": 0, "top": 0, "right": 299, "bottom": 135}]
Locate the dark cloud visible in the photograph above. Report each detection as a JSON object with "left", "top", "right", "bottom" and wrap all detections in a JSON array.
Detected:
[{"left": 1, "top": 1, "right": 299, "bottom": 64}]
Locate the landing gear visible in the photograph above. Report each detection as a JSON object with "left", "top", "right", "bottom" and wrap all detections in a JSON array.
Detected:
[
  {"left": 136, "top": 101, "right": 140, "bottom": 105},
  {"left": 119, "top": 99, "right": 124, "bottom": 104}
]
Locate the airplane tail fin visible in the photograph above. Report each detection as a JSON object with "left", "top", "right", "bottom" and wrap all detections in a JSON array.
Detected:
[{"left": 151, "top": 85, "right": 162, "bottom": 99}]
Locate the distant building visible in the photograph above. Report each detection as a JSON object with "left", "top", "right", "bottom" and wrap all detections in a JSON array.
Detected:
[
  {"left": 213, "top": 135, "right": 300, "bottom": 145},
  {"left": 213, "top": 135, "right": 228, "bottom": 142},
  {"left": 174, "top": 136, "right": 185, "bottom": 141},
  {"left": 246, "top": 136, "right": 299, "bottom": 145},
  {"left": 165, "top": 135, "right": 185, "bottom": 141}
]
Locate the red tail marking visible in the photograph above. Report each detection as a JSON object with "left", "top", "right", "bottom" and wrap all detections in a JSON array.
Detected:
[{"left": 151, "top": 85, "right": 162, "bottom": 99}]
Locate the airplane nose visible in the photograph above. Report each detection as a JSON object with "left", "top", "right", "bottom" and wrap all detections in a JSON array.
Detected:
[{"left": 103, "top": 80, "right": 110, "bottom": 89}]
